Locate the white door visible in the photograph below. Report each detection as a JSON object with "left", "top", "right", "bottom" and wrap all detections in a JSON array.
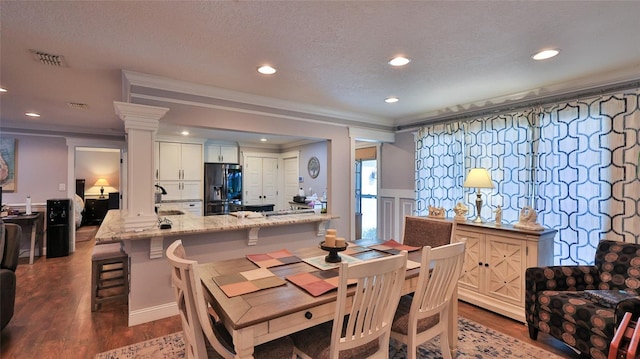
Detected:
[
  {"left": 261, "top": 157, "right": 278, "bottom": 205},
  {"left": 244, "top": 156, "right": 263, "bottom": 204},
  {"left": 283, "top": 156, "right": 299, "bottom": 209}
]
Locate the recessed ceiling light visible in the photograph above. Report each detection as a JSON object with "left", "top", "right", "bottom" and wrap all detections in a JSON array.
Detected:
[
  {"left": 25, "top": 112, "right": 41, "bottom": 117},
  {"left": 181, "top": 130, "right": 190, "bottom": 136},
  {"left": 385, "top": 96, "right": 399, "bottom": 103},
  {"left": 532, "top": 49, "right": 560, "bottom": 61},
  {"left": 260, "top": 138, "right": 267, "bottom": 142},
  {"left": 257, "top": 65, "right": 277, "bottom": 75},
  {"left": 388, "top": 56, "right": 411, "bottom": 67},
  {"left": 0, "top": 87, "right": 7, "bottom": 93}
]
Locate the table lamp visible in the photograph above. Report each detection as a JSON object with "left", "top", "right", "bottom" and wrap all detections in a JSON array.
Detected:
[
  {"left": 94, "top": 178, "right": 109, "bottom": 198},
  {"left": 463, "top": 168, "right": 494, "bottom": 223}
]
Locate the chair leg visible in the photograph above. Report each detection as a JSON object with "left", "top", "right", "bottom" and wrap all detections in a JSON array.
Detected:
[
  {"left": 91, "top": 260, "right": 99, "bottom": 311},
  {"left": 440, "top": 331, "right": 452, "bottom": 359},
  {"left": 528, "top": 324, "right": 538, "bottom": 340}
]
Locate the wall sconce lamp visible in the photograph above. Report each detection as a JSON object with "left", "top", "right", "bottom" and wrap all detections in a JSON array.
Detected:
[
  {"left": 462, "top": 168, "right": 494, "bottom": 223},
  {"left": 94, "top": 178, "right": 110, "bottom": 198}
]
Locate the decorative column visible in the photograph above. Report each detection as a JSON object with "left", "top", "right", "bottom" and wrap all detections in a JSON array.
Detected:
[{"left": 114, "top": 102, "right": 169, "bottom": 232}]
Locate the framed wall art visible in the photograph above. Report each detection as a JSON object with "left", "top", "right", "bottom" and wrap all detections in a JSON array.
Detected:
[
  {"left": 0, "top": 137, "right": 16, "bottom": 191},
  {"left": 308, "top": 156, "right": 320, "bottom": 179}
]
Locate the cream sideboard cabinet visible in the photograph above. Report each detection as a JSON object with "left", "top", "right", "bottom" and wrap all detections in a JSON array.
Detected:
[{"left": 453, "top": 222, "right": 556, "bottom": 323}]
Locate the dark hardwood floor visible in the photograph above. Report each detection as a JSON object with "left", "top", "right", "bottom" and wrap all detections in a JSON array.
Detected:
[{"left": 1, "top": 226, "right": 578, "bottom": 358}]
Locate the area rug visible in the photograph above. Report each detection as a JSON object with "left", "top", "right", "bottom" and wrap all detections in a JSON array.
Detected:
[
  {"left": 76, "top": 225, "right": 98, "bottom": 242},
  {"left": 95, "top": 317, "right": 564, "bottom": 359}
]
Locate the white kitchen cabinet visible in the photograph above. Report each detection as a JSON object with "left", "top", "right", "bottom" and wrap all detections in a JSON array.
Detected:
[
  {"left": 157, "top": 181, "right": 201, "bottom": 201},
  {"left": 158, "top": 142, "right": 202, "bottom": 181},
  {"left": 453, "top": 221, "right": 556, "bottom": 323},
  {"left": 205, "top": 144, "right": 238, "bottom": 163},
  {"left": 243, "top": 155, "right": 278, "bottom": 206}
]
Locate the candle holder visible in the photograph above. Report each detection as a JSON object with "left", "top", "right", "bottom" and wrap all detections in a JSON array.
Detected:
[{"left": 320, "top": 241, "right": 347, "bottom": 263}]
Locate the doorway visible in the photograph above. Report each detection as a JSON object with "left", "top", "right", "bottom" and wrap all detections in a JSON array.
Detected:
[{"left": 355, "top": 146, "right": 377, "bottom": 239}]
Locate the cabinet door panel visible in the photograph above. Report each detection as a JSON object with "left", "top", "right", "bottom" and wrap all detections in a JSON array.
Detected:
[
  {"left": 159, "top": 142, "right": 181, "bottom": 180},
  {"left": 485, "top": 235, "right": 525, "bottom": 305},
  {"left": 220, "top": 146, "right": 238, "bottom": 163},
  {"left": 181, "top": 143, "right": 202, "bottom": 180},
  {"left": 455, "top": 230, "right": 482, "bottom": 292},
  {"left": 159, "top": 182, "right": 181, "bottom": 201},
  {"left": 181, "top": 181, "right": 201, "bottom": 200}
]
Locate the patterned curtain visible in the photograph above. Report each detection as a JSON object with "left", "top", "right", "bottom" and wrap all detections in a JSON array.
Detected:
[
  {"left": 415, "top": 89, "right": 640, "bottom": 265},
  {"left": 415, "top": 123, "right": 464, "bottom": 217}
]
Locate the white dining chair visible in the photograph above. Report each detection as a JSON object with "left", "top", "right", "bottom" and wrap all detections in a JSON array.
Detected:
[
  {"left": 166, "top": 239, "right": 295, "bottom": 359},
  {"left": 291, "top": 251, "right": 408, "bottom": 359},
  {"left": 390, "top": 241, "right": 466, "bottom": 359},
  {"left": 402, "top": 215, "right": 455, "bottom": 248}
]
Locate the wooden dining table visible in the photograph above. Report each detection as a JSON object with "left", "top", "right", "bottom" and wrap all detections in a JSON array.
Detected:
[{"left": 198, "top": 238, "right": 458, "bottom": 358}]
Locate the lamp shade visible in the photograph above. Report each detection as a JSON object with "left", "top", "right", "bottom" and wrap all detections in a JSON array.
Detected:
[
  {"left": 94, "top": 178, "right": 110, "bottom": 187},
  {"left": 463, "top": 168, "right": 494, "bottom": 189}
]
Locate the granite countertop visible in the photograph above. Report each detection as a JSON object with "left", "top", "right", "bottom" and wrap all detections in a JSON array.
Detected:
[{"left": 95, "top": 209, "right": 337, "bottom": 242}]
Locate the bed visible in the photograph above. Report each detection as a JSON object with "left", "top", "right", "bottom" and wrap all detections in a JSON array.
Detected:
[{"left": 74, "top": 179, "right": 85, "bottom": 228}]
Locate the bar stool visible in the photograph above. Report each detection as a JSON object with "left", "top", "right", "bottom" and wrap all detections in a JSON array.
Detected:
[{"left": 91, "top": 241, "right": 129, "bottom": 311}]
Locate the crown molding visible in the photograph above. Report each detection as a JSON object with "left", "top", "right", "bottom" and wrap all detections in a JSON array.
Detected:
[{"left": 122, "top": 70, "right": 389, "bottom": 127}]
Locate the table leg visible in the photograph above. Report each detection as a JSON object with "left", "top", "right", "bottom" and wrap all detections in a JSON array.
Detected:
[
  {"left": 233, "top": 327, "right": 256, "bottom": 359},
  {"left": 448, "top": 283, "right": 458, "bottom": 357},
  {"left": 29, "top": 225, "right": 37, "bottom": 264}
]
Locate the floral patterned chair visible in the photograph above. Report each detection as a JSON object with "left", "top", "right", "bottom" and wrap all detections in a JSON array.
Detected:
[{"left": 525, "top": 240, "right": 640, "bottom": 359}]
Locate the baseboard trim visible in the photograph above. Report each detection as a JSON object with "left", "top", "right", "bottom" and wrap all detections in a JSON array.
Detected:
[
  {"left": 458, "top": 287, "right": 525, "bottom": 323},
  {"left": 128, "top": 302, "right": 178, "bottom": 327}
]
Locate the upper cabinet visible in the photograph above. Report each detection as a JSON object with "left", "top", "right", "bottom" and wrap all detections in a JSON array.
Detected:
[
  {"left": 158, "top": 142, "right": 202, "bottom": 181},
  {"left": 205, "top": 144, "right": 238, "bottom": 163}
]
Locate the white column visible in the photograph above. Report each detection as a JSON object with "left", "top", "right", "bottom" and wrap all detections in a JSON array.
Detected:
[{"left": 114, "top": 102, "right": 169, "bottom": 231}]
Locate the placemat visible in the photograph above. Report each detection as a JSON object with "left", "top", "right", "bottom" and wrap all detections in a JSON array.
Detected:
[
  {"left": 286, "top": 270, "right": 357, "bottom": 297},
  {"left": 368, "top": 239, "right": 421, "bottom": 254},
  {"left": 246, "top": 249, "right": 302, "bottom": 268},
  {"left": 213, "top": 267, "right": 286, "bottom": 298},
  {"left": 343, "top": 245, "right": 372, "bottom": 255}
]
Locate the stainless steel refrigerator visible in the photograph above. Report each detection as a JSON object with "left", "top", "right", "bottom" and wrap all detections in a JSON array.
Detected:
[{"left": 204, "top": 163, "right": 242, "bottom": 215}]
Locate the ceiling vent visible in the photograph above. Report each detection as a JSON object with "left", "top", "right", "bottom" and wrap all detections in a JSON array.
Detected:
[
  {"left": 67, "top": 102, "right": 88, "bottom": 110},
  {"left": 30, "top": 49, "right": 67, "bottom": 67}
]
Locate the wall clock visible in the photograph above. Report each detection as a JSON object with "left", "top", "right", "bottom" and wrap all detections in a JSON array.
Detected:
[{"left": 308, "top": 156, "right": 320, "bottom": 179}]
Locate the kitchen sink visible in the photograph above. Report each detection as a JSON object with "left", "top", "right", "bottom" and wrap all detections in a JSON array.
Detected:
[{"left": 158, "top": 210, "right": 185, "bottom": 216}]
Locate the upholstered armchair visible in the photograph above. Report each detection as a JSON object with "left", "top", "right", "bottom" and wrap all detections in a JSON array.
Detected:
[
  {"left": 525, "top": 240, "right": 640, "bottom": 359},
  {"left": 1, "top": 222, "right": 22, "bottom": 330}
]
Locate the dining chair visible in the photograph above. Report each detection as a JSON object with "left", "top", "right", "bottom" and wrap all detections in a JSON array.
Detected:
[
  {"left": 291, "top": 251, "right": 408, "bottom": 359},
  {"left": 390, "top": 241, "right": 466, "bottom": 359},
  {"left": 402, "top": 215, "right": 455, "bottom": 248},
  {"left": 166, "top": 240, "right": 295, "bottom": 359}
]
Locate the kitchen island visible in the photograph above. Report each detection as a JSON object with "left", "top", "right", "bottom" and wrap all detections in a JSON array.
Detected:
[{"left": 95, "top": 209, "right": 338, "bottom": 326}]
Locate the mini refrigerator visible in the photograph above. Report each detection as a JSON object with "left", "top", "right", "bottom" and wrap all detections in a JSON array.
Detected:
[{"left": 46, "top": 198, "right": 71, "bottom": 258}]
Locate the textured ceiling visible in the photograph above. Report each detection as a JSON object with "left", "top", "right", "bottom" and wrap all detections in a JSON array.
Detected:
[{"left": 1, "top": 1, "right": 640, "bottom": 141}]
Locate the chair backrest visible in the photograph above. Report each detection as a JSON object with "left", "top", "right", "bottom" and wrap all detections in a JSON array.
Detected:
[
  {"left": 402, "top": 215, "right": 455, "bottom": 248},
  {"left": 330, "top": 251, "right": 407, "bottom": 358},
  {"left": 410, "top": 241, "right": 466, "bottom": 321},
  {"left": 166, "top": 239, "right": 236, "bottom": 359},
  {"left": 1, "top": 223, "right": 21, "bottom": 271},
  {"left": 166, "top": 240, "right": 208, "bottom": 359},
  {"left": 595, "top": 240, "right": 640, "bottom": 294}
]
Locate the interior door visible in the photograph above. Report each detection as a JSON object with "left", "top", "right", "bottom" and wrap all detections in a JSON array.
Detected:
[
  {"left": 283, "top": 156, "right": 299, "bottom": 210},
  {"left": 244, "top": 156, "right": 263, "bottom": 204},
  {"left": 261, "top": 157, "right": 278, "bottom": 206}
]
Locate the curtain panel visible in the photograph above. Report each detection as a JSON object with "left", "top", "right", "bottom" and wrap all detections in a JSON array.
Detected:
[{"left": 415, "top": 89, "right": 639, "bottom": 265}]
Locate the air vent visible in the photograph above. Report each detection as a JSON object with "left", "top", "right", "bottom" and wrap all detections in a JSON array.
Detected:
[
  {"left": 67, "top": 102, "right": 89, "bottom": 110},
  {"left": 30, "top": 49, "right": 67, "bottom": 67}
]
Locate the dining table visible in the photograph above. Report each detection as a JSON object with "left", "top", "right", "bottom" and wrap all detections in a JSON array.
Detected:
[{"left": 198, "top": 238, "right": 459, "bottom": 359}]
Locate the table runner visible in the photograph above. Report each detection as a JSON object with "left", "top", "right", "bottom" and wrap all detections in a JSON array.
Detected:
[{"left": 368, "top": 239, "right": 420, "bottom": 254}]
